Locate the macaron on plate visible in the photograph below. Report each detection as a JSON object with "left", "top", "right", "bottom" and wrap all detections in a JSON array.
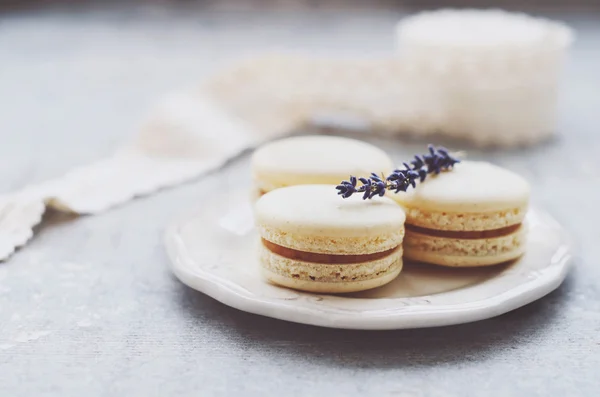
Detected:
[
  {"left": 256, "top": 185, "right": 405, "bottom": 293},
  {"left": 165, "top": 138, "right": 573, "bottom": 330},
  {"left": 251, "top": 135, "right": 393, "bottom": 198}
]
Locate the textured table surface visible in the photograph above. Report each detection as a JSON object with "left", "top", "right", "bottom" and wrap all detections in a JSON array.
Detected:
[{"left": 1, "top": 4, "right": 599, "bottom": 396}]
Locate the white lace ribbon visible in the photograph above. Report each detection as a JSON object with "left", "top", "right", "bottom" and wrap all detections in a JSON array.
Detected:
[{"left": 0, "top": 10, "right": 574, "bottom": 260}]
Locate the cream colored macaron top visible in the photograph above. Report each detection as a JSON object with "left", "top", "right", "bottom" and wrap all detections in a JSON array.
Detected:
[
  {"left": 255, "top": 185, "right": 405, "bottom": 239},
  {"left": 392, "top": 161, "right": 530, "bottom": 213},
  {"left": 252, "top": 135, "right": 393, "bottom": 192}
]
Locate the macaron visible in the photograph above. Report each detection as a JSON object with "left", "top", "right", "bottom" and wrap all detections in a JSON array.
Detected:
[
  {"left": 251, "top": 135, "right": 393, "bottom": 196},
  {"left": 389, "top": 161, "right": 530, "bottom": 267},
  {"left": 255, "top": 185, "right": 406, "bottom": 293}
]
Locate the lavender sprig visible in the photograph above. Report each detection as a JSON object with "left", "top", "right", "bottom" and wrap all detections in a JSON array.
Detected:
[{"left": 336, "top": 144, "right": 460, "bottom": 200}]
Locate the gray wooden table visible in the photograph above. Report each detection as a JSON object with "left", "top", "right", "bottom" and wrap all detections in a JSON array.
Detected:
[{"left": 1, "top": 4, "right": 599, "bottom": 396}]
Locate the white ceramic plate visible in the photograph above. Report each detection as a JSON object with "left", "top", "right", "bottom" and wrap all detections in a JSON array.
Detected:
[{"left": 165, "top": 190, "right": 573, "bottom": 330}]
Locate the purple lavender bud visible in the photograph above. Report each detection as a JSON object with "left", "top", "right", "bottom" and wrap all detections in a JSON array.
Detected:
[
  {"left": 386, "top": 173, "right": 399, "bottom": 181},
  {"left": 437, "top": 147, "right": 449, "bottom": 156},
  {"left": 336, "top": 144, "right": 459, "bottom": 199}
]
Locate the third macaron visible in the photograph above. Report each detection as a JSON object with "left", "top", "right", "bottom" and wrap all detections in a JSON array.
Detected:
[{"left": 390, "top": 161, "right": 530, "bottom": 267}]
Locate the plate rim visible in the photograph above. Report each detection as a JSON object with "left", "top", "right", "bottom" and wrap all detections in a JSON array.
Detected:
[{"left": 165, "top": 205, "right": 573, "bottom": 330}]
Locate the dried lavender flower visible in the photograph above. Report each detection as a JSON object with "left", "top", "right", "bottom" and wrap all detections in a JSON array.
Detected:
[{"left": 335, "top": 144, "right": 460, "bottom": 200}]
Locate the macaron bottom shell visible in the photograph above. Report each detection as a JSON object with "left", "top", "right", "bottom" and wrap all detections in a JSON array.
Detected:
[
  {"left": 260, "top": 243, "right": 403, "bottom": 293},
  {"left": 403, "top": 224, "right": 527, "bottom": 267}
]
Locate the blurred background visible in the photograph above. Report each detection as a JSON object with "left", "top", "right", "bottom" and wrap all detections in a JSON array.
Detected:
[
  {"left": 0, "top": 0, "right": 599, "bottom": 191},
  {"left": 3, "top": 0, "right": 600, "bottom": 10}
]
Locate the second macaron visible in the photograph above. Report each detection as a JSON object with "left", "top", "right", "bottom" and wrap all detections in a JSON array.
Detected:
[{"left": 251, "top": 135, "right": 393, "bottom": 197}]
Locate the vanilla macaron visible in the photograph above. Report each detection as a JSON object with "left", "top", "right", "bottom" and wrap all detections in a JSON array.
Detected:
[
  {"left": 255, "top": 185, "right": 405, "bottom": 293},
  {"left": 390, "top": 161, "right": 530, "bottom": 267},
  {"left": 251, "top": 135, "right": 393, "bottom": 196}
]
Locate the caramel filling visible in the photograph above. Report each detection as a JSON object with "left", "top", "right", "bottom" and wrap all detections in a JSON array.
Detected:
[
  {"left": 405, "top": 223, "right": 521, "bottom": 239},
  {"left": 262, "top": 239, "right": 397, "bottom": 264}
]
